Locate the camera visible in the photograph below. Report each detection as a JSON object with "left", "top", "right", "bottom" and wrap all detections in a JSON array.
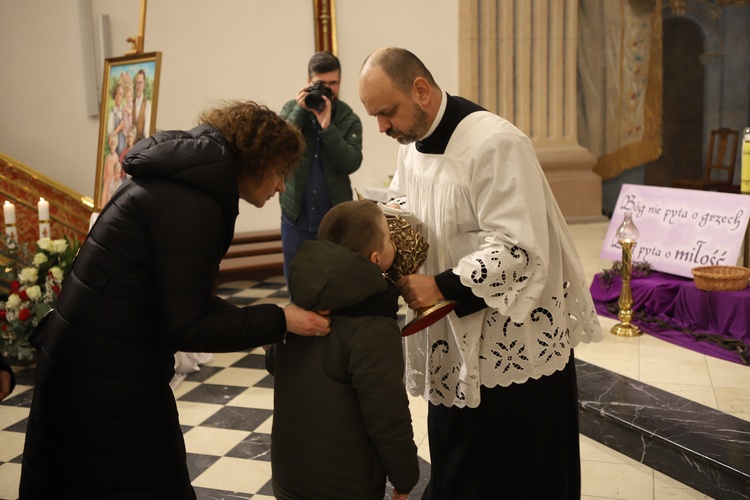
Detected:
[{"left": 304, "top": 81, "right": 333, "bottom": 112}]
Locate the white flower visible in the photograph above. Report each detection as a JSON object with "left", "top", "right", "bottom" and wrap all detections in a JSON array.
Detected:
[
  {"left": 18, "top": 267, "right": 38, "bottom": 284},
  {"left": 6, "top": 294, "right": 21, "bottom": 309},
  {"left": 3, "top": 308, "right": 18, "bottom": 322},
  {"left": 25, "top": 285, "right": 42, "bottom": 301},
  {"left": 33, "top": 252, "right": 49, "bottom": 266},
  {"left": 51, "top": 239, "right": 68, "bottom": 254},
  {"left": 49, "top": 266, "right": 64, "bottom": 282},
  {"left": 37, "top": 238, "right": 52, "bottom": 251}
]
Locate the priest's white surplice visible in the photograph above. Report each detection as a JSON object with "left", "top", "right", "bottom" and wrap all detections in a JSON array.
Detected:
[{"left": 391, "top": 111, "right": 602, "bottom": 408}]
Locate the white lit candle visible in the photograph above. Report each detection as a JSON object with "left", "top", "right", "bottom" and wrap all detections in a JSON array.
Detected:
[
  {"left": 38, "top": 197, "right": 51, "bottom": 239},
  {"left": 38, "top": 197, "right": 50, "bottom": 221},
  {"left": 3, "top": 201, "right": 17, "bottom": 247},
  {"left": 3, "top": 201, "right": 16, "bottom": 225}
]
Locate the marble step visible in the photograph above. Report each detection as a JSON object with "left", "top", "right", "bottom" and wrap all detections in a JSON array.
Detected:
[{"left": 576, "top": 359, "right": 750, "bottom": 500}]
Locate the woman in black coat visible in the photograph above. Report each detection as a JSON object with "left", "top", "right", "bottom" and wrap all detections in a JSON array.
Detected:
[
  {"left": 0, "top": 353, "right": 15, "bottom": 402},
  {"left": 19, "top": 101, "right": 331, "bottom": 499}
]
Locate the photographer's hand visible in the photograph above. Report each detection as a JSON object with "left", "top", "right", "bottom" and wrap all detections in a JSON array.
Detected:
[
  {"left": 312, "top": 96, "right": 332, "bottom": 129},
  {"left": 295, "top": 85, "right": 311, "bottom": 111}
]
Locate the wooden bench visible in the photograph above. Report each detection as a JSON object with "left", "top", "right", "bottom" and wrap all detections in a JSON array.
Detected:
[
  {"left": 224, "top": 240, "right": 284, "bottom": 259},
  {"left": 229, "top": 229, "right": 282, "bottom": 245},
  {"left": 217, "top": 230, "right": 284, "bottom": 284}
]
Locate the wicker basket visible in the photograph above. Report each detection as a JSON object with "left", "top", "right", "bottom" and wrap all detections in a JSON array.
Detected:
[{"left": 691, "top": 266, "right": 750, "bottom": 292}]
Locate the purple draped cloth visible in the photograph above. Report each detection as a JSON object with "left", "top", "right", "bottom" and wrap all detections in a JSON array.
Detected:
[{"left": 590, "top": 271, "right": 750, "bottom": 365}]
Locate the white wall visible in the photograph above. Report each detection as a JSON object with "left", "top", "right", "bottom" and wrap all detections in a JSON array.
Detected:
[{"left": 0, "top": 0, "right": 458, "bottom": 231}]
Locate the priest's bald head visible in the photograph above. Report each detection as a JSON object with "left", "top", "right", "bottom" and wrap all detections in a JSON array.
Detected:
[{"left": 358, "top": 47, "right": 442, "bottom": 145}]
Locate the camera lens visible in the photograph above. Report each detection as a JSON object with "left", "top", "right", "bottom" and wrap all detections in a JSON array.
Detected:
[
  {"left": 304, "top": 92, "right": 325, "bottom": 112},
  {"left": 304, "top": 82, "right": 332, "bottom": 113}
]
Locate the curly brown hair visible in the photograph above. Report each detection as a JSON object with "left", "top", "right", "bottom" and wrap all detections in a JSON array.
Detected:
[{"left": 198, "top": 100, "right": 304, "bottom": 185}]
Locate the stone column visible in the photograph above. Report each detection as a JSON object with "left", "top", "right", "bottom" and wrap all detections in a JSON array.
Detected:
[
  {"left": 700, "top": 52, "right": 724, "bottom": 139},
  {"left": 459, "top": 0, "right": 603, "bottom": 221}
]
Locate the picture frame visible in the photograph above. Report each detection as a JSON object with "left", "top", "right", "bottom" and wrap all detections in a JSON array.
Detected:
[{"left": 94, "top": 51, "right": 161, "bottom": 210}]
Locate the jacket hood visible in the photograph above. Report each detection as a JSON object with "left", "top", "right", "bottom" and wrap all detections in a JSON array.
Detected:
[
  {"left": 288, "top": 240, "right": 388, "bottom": 311},
  {"left": 122, "top": 124, "right": 239, "bottom": 219}
]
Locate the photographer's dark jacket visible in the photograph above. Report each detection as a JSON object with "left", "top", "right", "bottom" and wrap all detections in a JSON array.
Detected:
[
  {"left": 20, "top": 124, "right": 287, "bottom": 499},
  {"left": 279, "top": 99, "right": 363, "bottom": 222},
  {"left": 271, "top": 240, "right": 419, "bottom": 500}
]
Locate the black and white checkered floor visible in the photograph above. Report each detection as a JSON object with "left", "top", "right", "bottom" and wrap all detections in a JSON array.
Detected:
[
  {"left": 0, "top": 276, "right": 431, "bottom": 500},
  {"left": 0, "top": 256, "right": 728, "bottom": 499}
]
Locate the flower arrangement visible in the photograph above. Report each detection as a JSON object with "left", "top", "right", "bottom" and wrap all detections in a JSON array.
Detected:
[{"left": 1, "top": 235, "right": 79, "bottom": 362}]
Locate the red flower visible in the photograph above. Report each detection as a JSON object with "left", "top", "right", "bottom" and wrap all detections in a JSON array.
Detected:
[
  {"left": 19, "top": 290, "right": 29, "bottom": 301},
  {"left": 10, "top": 280, "right": 20, "bottom": 292},
  {"left": 18, "top": 308, "right": 31, "bottom": 321},
  {"left": 0, "top": 310, "right": 6, "bottom": 320},
  {"left": 52, "top": 284, "right": 61, "bottom": 295}
]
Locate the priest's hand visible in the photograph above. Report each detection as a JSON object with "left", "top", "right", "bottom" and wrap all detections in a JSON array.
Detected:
[{"left": 396, "top": 274, "right": 445, "bottom": 311}]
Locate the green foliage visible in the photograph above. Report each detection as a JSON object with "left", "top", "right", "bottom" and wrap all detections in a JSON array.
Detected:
[{"left": 599, "top": 260, "right": 653, "bottom": 287}]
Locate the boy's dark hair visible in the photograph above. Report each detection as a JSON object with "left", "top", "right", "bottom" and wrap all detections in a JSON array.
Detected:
[
  {"left": 308, "top": 51, "right": 341, "bottom": 78},
  {"left": 318, "top": 200, "right": 385, "bottom": 259}
]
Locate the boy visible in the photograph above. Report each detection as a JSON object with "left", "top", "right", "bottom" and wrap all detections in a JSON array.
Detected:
[{"left": 270, "top": 200, "right": 419, "bottom": 500}]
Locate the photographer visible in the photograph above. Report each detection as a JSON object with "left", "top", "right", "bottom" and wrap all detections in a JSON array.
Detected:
[{"left": 279, "top": 51, "right": 363, "bottom": 282}]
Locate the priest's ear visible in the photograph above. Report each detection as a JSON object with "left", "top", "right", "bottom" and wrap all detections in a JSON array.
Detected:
[{"left": 411, "top": 77, "right": 431, "bottom": 105}]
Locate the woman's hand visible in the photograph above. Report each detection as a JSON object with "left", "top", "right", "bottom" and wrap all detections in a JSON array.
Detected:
[{"left": 283, "top": 304, "right": 331, "bottom": 337}]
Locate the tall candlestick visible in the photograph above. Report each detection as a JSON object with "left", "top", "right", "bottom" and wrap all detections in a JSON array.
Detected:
[
  {"left": 610, "top": 212, "right": 642, "bottom": 337},
  {"left": 38, "top": 197, "right": 51, "bottom": 240}
]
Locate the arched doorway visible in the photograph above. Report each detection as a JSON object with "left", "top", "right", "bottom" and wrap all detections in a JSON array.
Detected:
[{"left": 644, "top": 16, "right": 704, "bottom": 186}]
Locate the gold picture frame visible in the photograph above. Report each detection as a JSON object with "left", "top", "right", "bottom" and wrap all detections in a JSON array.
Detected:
[{"left": 94, "top": 51, "right": 161, "bottom": 210}]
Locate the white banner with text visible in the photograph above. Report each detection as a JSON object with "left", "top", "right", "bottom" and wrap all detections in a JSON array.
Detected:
[{"left": 600, "top": 184, "right": 750, "bottom": 278}]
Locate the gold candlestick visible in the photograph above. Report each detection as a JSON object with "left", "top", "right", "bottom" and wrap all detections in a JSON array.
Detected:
[{"left": 611, "top": 212, "right": 642, "bottom": 337}]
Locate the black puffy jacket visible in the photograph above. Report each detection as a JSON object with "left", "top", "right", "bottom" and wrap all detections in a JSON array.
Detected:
[{"left": 20, "top": 124, "right": 287, "bottom": 499}]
